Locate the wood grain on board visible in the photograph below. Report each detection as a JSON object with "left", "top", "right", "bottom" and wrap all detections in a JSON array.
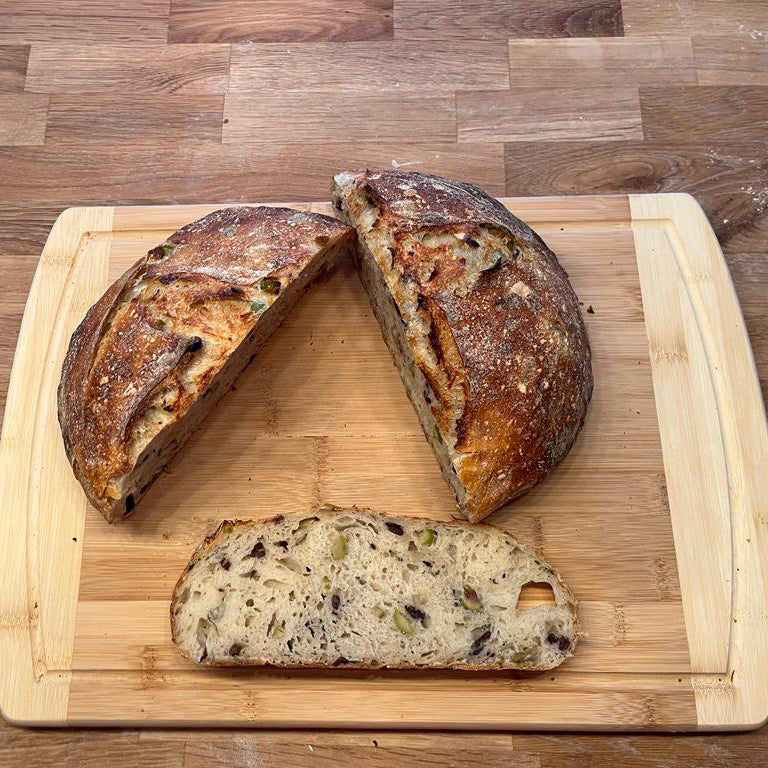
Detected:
[
  {"left": 394, "top": 0, "right": 624, "bottom": 40},
  {"left": 168, "top": 0, "right": 394, "bottom": 43},
  {"left": 2, "top": 0, "right": 768, "bottom": 761},
  {"left": 2, "top": 196, "right": 767, "bottom": 732},
  {"left": 228, "top": 41, "right": 511, "bottom": 92},
  {"left": 457, "top": 88, "right": 643, "bottom": 142}
]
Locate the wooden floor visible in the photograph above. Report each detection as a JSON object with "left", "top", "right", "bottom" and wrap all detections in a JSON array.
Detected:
[{"left": 1, "top": 0, "right": 767, "bottom": 764}]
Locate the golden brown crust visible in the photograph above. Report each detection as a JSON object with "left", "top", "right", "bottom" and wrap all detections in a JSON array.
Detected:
[
  {"left": 334, "top": 171, "right": 593, "bottom": 522},
  {"left": 58, "top": 207, "right": 352, "bottom": 521},
  {"left": 170, "top": 507, "right": 579, "bottom": 671}
]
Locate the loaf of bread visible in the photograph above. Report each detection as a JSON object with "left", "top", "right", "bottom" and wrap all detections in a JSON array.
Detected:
[
  {"left": 332, "top": 171, "right": 593, "bottom": 522},
  {"left": 58, "top": 207, "right": 354, "bottom": 522},
  {"left": 171, "top": 508, "right": 578, "bottom": 670}
]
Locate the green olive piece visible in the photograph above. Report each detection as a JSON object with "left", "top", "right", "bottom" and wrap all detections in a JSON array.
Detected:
[
  {"left": 321, "top": 502, "right": 340, "bottom": 512},
  {"left": 250, "top": 301, "right": 266, "bottom": 315},
  {"left": 160, "top": 242, "right": 175, "bottom": 257},
  {"left": 331, "top": 534, "right": 347, "bottom": 561},
  {"left": 394, "top": 610, "right": 414, "bottom": 635},
  {"left": 322, "top": 579, "right": 331, "bottom": 593},
  {"left": 462, "top": 585, "right": 482, "bottom": 611},
  {"left": 272, "top": 622, "right": 285, "bottom": 639},
  {"left": 373, "top": 606, "right": 386, "bottom": 619},
  {"left": 419, "top": 529, "right": 436, "bottom": 546},
  {"left": 259, "top": 277, "right": 281, "bottom": 295},
  {"left": 512, "top": 648, "right": 531, "bottom": 664},
  {"left": 220, "top": 226, "right": 236, "bottom": 237}
]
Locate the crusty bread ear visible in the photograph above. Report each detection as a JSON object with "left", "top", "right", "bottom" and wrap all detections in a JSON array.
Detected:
[
  {"left": 58, "top": 207, "right": 354, "bottom": 522},
  {"left": 171, "top": 508, "right": 578, "bottom": 670},
  {"left": 332, "top": 171, "right": 592, "bottom": 522}
]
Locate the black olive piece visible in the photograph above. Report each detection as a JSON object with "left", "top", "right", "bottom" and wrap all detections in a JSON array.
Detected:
[
  {"left": 385, "top": 522, "right": 404, "bottom": 535},
  {"left": 273, "top": 515, "right": 285, "bottom": 523},
  {"left": 470, "top": 630, "right": 492, "bottom": 656},
  {"left": 220, "top": 557, "right": 231, "bottom": 570},
  {"left": 405, "top": 604, "right": 425, "bottom": 622},
  {"left": 423, "top": 561, "right": 432, "bottom": 568},
  {"left": 159, "top": 273, "right": 179, "bottom": 285},
  {"left": 246, "top": 599, "right": 254, "bottom": 607},
  {"left": 248, "top": 542, "right": 266, "bottom": 559},
  {"left": 333, "top": 656, "right": 350, "bottom": 666},
  {"left": 370, "top": 543, "right": 377, "bottom": 550},
  {"left": 242, "top": 569, "right": 258, "bottom": 579},
  {"left": 277, "top": 540, "right": 289, "bottom": 550},
  {"left": 229, "top": 643, "right": 243, "bottom": 656},
  {"left": 187, "top": 336, "right": 203, "bottom": 353},
  {"left": 559, "top": 636, "right": 571, "bottom": 651},
  {"left": 464, "top": 236, "right": 480, "bottom": 248},
  {"left": 125, "top": 494, "right": 135, "bottom": 515},
  {"left": 331, "top": 593, "right": 340, "bottom": 611},
  {"left": 334, "top": 199, "right": 343, "bottom": 211}
]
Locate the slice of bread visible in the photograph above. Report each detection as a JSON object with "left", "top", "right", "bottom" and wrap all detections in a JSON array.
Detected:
[
  {"left": 58, "top": 206, "right": 354, "bottom": 522},
  {"left": 332, "top": 171, "right": 593, "bottom": 523},
  {"left": 171, "top": 508, "right": 578, "bottom": 670}
]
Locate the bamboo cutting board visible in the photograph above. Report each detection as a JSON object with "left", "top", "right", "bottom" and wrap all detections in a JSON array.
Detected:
[{"left": 1, "top": 194, "right": 767, "bottom": 731}]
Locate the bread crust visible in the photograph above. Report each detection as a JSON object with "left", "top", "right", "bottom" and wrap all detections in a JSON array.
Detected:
[
  {"left": 58, "top": 207, "right": 353, "bottom": 521},
  {"left": 333, "top": 171, "right": 593, "bottom": 522},
  {"left": 170, "top": 507, "right": 579, "bottom": 671}
]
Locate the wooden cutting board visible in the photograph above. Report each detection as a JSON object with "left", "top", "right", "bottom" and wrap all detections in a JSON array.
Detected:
[{"left": 1, "top": 194, "right": 767, "bottom": 731}]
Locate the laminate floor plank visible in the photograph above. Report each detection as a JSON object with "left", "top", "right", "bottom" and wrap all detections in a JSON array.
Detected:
[
  {"left": 0, "top": 45, "right": 30, "bottom": 92},
  {"left": 640, "top": 85, "right": 768, "bottom": 141},
  {"left": 229, "top": 41, "right": 510, "bottom": 93},
  {"left": 458, "top": 88, "right": 642, "bottom": 143},
  {"left": 508, "top": 37, "right": 695, "bottom": 86},
  {"left": 0, "top": 0, "right": 171, "bottom": 44},
  {"left": 45, "top": 94, "right": 225, "bottom": 145},
  {"left": 169, "top": 0, "right": 393, "bottom": 43},
  {"left": 25, "top": 44, "right": 231, "bottom": 95},
  {"left": 394, "top": 0, "right": 624, "bottom": 40},
  {"left": 622, "top": 0, "right": 768, "bottom": 37},
  {"left": 0, "top": 142, "right": 506, "bottom": 203},
  {"left": 0, "top": 93, "right": 48, "bottom": 146},
  {"left": 223, "top": 92, "right": 456, "bottom": 144},
  {"left": 694, "top": 35, "right": 768, "bottom": 85}
]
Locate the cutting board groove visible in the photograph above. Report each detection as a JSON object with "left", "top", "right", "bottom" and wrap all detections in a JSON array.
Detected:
[{"left": 1, "top": 194, "right": 767, "bottom": 730}]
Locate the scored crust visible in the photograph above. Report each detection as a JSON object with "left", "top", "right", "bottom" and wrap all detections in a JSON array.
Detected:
[
  {"left": 58, "top": 206, "right": 353, "bottom": 521},
  {"left": 332, "top": 171, "right": 593, "bottom": 522}
]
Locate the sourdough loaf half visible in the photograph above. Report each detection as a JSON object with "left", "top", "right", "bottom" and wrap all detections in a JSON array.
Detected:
[
  {"left": 332, "top": 171, "right": 593, "bottom": 522},
  {"left": 58, "top": 207, "right": 354, "bottom": 522},
  {"left": 171, "top": 508, "right": 578, "bottom": 670}
]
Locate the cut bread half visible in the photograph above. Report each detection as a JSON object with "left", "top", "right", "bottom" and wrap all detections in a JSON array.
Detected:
[
  {"left": 332, "top": 171, "right": 593, "bottom": 523},
  {"left": 58, "top": 207, "right": 354, "bottom": 522}
]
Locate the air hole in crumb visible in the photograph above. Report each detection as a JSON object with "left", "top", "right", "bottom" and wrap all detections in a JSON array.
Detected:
[{"left": 516, "top": 582, "right": 556, "bottom": 610}]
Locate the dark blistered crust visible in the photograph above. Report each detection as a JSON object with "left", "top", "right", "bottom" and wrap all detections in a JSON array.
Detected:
[
  {"left": 58, "top": 207, "right": 352, "bottom": 522},
  {"left": 334, "top": 171, "right": 593, "bottom": 522},
  {"left": 170, "top": 507, "right": 579, "bottom": 671}
]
